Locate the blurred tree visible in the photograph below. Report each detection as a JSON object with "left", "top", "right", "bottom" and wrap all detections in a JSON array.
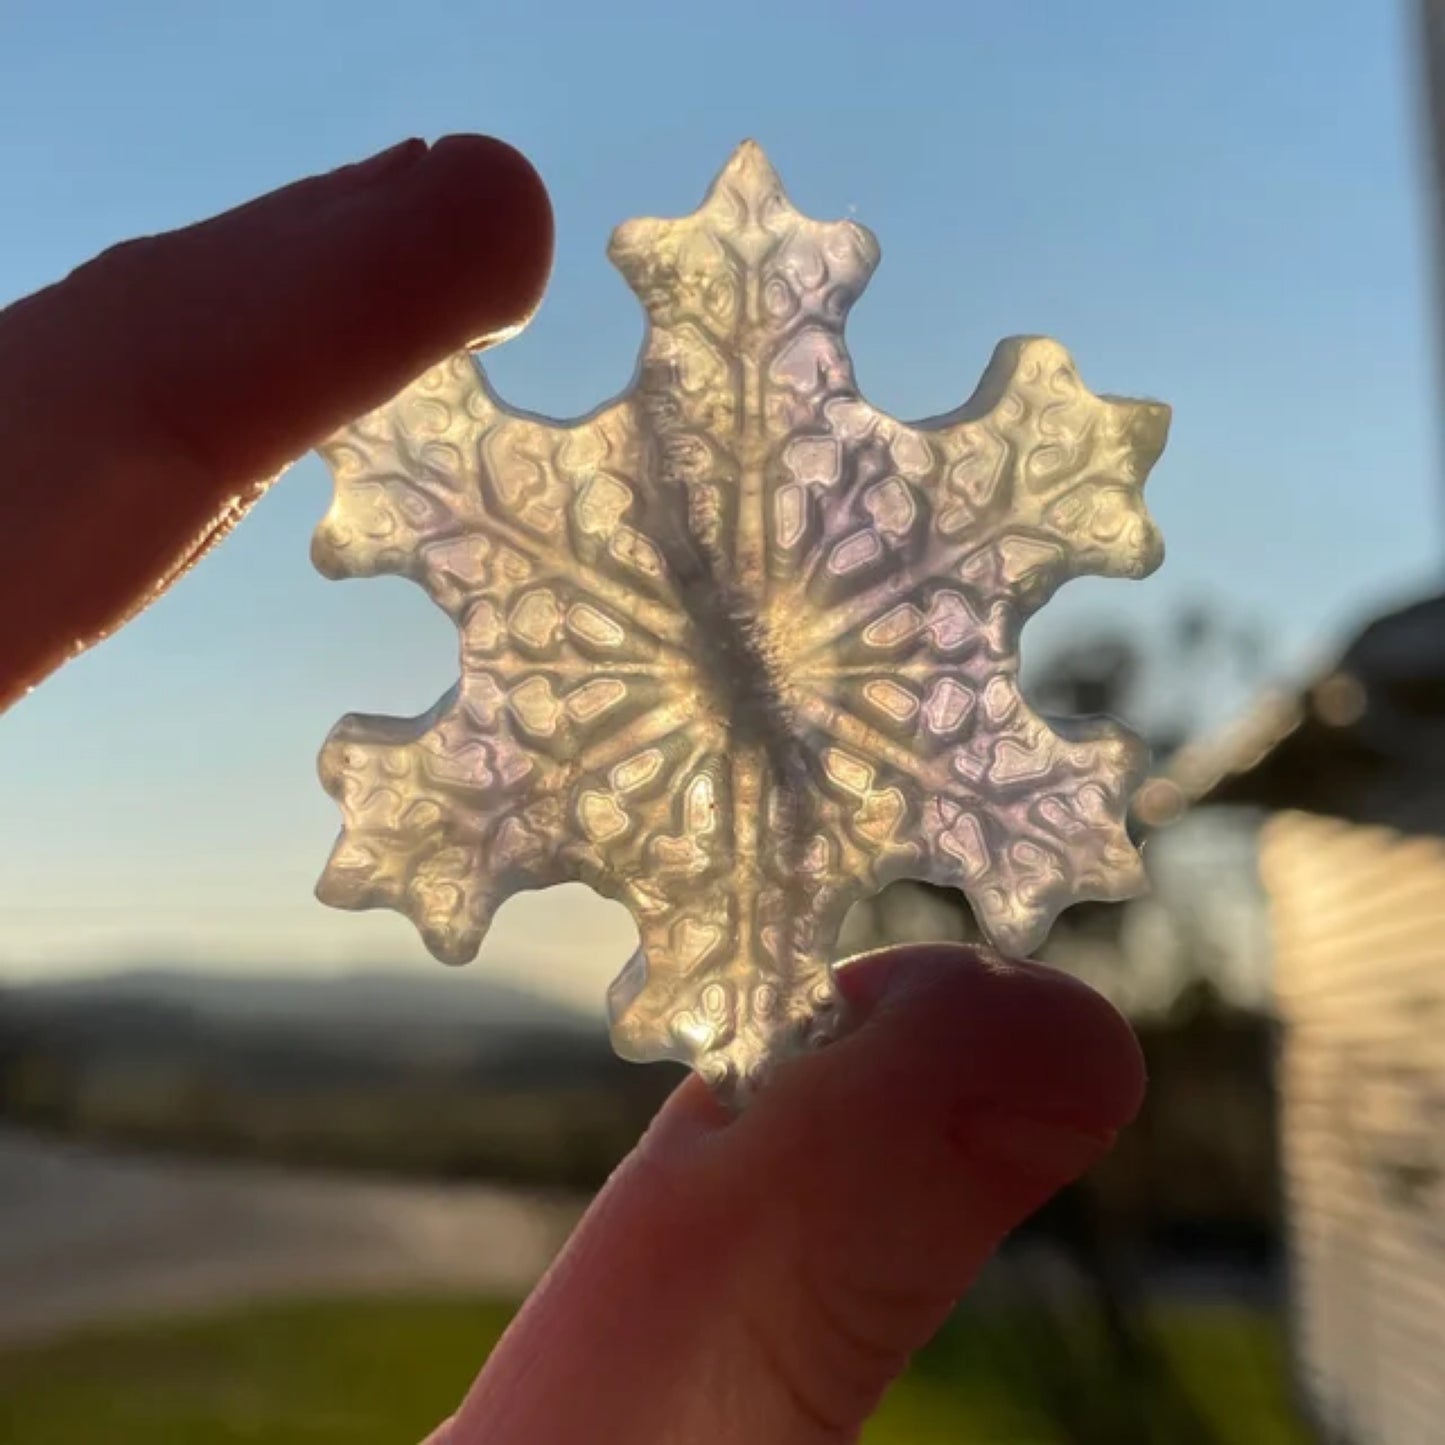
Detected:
[{"left": 0, "top": 985, "right": 15, "bottom": 1101}]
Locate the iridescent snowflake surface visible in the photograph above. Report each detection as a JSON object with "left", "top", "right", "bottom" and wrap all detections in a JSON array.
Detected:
[{"left": 312, "top": 141, "right": 1170, "bottom": 1100}]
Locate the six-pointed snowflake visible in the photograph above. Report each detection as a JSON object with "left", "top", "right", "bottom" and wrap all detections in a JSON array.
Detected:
[{"left": 312, "top": 142, "right": 1170, "bottom": 1100}]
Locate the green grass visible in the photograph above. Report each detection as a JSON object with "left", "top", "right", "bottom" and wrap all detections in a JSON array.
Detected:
[
  {"left": 881, "top": 1303, "right": 1313, "bottom": 1444},
  {"left": 0, "top": 1298, "right": 512, "bottom": 1445},
  {"left": 0, "top": 1296, "right": 1312, "bottom": 1444}
]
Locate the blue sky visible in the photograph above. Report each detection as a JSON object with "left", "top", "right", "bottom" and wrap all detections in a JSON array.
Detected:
[{"left": 0, "top": 1, "right": 1438, "bottom": 1004}]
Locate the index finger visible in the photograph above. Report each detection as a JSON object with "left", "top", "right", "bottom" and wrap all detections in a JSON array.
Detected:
[{"left": 0, "top": 134, "right": 552, "bottom": 708}]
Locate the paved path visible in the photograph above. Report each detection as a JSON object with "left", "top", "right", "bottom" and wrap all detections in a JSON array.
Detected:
[{"left": 0, "top": 1128, "right": 583, "bottom": 1344}]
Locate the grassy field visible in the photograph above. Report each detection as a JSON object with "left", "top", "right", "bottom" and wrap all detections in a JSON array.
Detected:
[{"left": 0, "top": 1295, "right": 1312, "bottom": 1444}]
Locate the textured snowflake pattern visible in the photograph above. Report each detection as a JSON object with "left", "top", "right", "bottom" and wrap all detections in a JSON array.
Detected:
[{"left": 312, "top": 142, "right": 1170, "bottom": 1100}]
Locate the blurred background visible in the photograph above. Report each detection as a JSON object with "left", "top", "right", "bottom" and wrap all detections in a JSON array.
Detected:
[{"left": 2, "top": 2, "right": 1442, "bottom": 1441}]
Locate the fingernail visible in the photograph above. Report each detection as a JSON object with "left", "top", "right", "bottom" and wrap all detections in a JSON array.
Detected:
[
  {"left": 949, "top": 1106, "right": 1115, "bottom": 1185},
  {"left": 463, "top": 318, "right": 528, "bottom": 353}
]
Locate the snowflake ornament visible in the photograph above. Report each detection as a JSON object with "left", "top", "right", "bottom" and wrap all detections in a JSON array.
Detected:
[{"left": 312, "top": 141, "right": 1170, "bottom": 1102}]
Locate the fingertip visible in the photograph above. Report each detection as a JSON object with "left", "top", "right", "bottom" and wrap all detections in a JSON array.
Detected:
[
  {"left": 829, "top": 942, "right": 1146, "bottom": 1138},
  {"left": 414, "top": 134, "right": 555, "bottom": 349}
]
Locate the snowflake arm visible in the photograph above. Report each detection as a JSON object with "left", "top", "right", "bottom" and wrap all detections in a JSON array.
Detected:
[
  {"left": 313, "top": 355, "right": 706, "bottom": 955},
  {"left": 919, "top": 334, "right": 1168, "bottom": 613}
]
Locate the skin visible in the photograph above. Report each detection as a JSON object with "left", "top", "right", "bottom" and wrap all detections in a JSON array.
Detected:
[{"left": 0, "top": 136, "right": 1146, "bottom": 1444}]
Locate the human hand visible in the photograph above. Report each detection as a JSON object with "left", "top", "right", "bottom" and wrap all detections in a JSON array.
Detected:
[
  {"left": 0, "top": 137, "right": 1145, "bottom": 1443},
  {"left": 0, "top": 135, "right": 551, "bottom": 708}
]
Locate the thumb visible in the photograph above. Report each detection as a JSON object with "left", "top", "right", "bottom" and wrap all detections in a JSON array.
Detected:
[{"left": 441, "top": 944, "right": 1145, "bottom": 1444}]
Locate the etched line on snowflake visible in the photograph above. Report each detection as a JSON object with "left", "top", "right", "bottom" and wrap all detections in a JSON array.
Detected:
[{"left": 312, "top": 141, "right": 1169, "bottom": 1103}]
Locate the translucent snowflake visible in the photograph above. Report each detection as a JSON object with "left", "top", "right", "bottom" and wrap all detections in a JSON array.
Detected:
[{"left": 312, "top": 141, "right": 1170, "bottom": 1101}]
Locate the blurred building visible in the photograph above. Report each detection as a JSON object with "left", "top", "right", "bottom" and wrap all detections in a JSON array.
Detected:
[{"left": 1166, "top": 592, "right": 1445, "bottom": 1445}]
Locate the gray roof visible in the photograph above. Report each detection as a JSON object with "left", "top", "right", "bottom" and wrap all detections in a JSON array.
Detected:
[{"left": 1156, "top": 592, "right": 1445, "bottom": 835}]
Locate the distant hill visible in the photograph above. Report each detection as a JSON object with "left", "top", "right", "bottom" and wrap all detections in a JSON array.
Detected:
[
  {"left": 0, "top": 964, "right": 669, "bottom": 1188},
  {"left": 6, "top": 967, "right": 595, "bottom": 1039}
]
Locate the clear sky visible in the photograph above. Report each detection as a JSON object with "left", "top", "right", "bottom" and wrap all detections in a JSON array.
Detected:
[{"left": 0, "top": 1, "right": 1439, "bottom": 1007}]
